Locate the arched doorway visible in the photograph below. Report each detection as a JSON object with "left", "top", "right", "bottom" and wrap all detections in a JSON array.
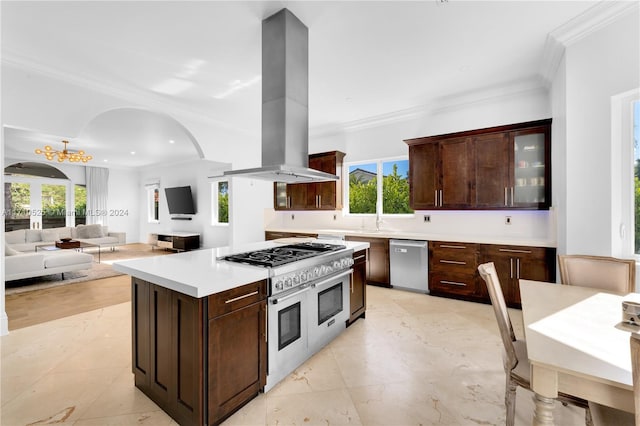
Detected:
[{"left": 4, "top": 162, "right": 86, "bottom": 231}]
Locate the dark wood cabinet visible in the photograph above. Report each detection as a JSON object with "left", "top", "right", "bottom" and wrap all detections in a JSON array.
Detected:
[
  {"left": 131, "top": 278, "right": 204, "bottom": 426},
  {"left": 405, "top": 119, "right": 551, "bottom": 210},
  {"left": 274, "top": 151, "right": 345, "bottom": 210},
  {"left": 348, "top": 249, "right": 367, "bottom": 325},
  {"left": 480, "top": 245, "right": 556, "bottom": 307},
  {"left": 428, "top": 240, "right": 556, "bottom": 307},
  {"left": 345, "top": 236, "right": 390, "bottom": 287},
  {"left": 428, "top": 241, "right": 481, "bottom": 300},
  {"left": 208, "top": 281, "right": 267, "bottom": 425},
  {"left": 131, "top": 278, "right": 267, "bottom": 426}
]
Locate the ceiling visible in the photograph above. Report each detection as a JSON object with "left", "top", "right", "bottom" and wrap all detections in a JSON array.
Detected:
[{"left": 1, "top": 1, "right": 605, "bottom": 168}]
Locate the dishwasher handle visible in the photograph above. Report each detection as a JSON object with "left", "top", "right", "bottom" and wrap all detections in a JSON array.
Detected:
[{"left": 389, "top": 240, "right": 428, "bottom": 249}]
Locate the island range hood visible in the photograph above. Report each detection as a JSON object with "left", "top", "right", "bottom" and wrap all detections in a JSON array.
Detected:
[{"left": 223, "top": 9, "right": 339, "bottom": 183}]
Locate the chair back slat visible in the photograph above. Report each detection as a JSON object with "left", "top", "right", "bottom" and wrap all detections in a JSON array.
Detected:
[
  {"left": 478, "top": 262, "right": 518, "bottom": 371},
  {"left": 558, "top": 254, "right": 635, "bottom": 294}
]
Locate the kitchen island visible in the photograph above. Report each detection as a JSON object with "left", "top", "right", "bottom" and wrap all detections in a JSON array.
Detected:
[{"left": 113, "top": 239, "right": 367, "bottom": 426}]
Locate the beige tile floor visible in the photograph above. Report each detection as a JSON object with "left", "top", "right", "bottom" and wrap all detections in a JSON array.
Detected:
[{"left": 1, "top": 285, "right": 586, "bottom": 425}]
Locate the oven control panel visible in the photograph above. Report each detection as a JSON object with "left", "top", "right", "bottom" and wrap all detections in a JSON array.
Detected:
[{"left": 273, "top": 255, "right": 354, "bottom": 292}]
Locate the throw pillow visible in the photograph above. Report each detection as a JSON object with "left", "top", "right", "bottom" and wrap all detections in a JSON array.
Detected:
[
  {"left": 5, "top": 245, "right": 20, "bottom": 256},
  {"left": 41, "top": 229, "right": 59, "bottom": 242},
  {"left": 25, "top": 229, "right": 42, "bottom": 243},
  {"left": 85, "top": 224, "right": 104, "bottom": 238},
  {"left": 5, "top": 229, "right": 25, "bottom": 244}
]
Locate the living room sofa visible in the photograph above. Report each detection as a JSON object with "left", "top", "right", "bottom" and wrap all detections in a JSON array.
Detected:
[
  {"left": 5, "top": 249, "right": 94, "bottom": 281},
  {"left": 5, "top": 224, "right": 126, "bottom": 252}
]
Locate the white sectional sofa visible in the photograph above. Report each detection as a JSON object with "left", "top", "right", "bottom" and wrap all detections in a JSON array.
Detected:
[
  {"left": 5, "top": 248, "right": 93, "bottom": 281},
  {"left": 5, "top": 224, "right": 126, "bottom": 252}
]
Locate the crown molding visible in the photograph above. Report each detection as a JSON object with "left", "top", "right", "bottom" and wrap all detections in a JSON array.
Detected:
[
  {"left": 1, "top": 49, "right": 255, "bottom": 137},
  {"left": 311, "top": 76, "right": 548, "bottom": 137},
  {"left": 540, "top": 1, "right": 639, "bottom": 84}
]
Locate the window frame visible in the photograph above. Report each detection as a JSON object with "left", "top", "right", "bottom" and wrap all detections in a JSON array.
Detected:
[
  {"left": 211, "top": 179, "right": 229, "bottom": 226},
  {"left": 344, "top": 156, "right": 413, "bottom": 217},
  {"left": 145, "top": 182, "right": 160, "bottom": 224}
]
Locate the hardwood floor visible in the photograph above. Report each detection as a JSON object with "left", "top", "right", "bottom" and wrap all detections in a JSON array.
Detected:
[{"left": 5, "top": 274, "right": 131, "bottom": 331}]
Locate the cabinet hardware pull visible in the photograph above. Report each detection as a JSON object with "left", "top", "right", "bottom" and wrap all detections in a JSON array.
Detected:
[
  {"left": 516, "top": 258, "right": 520, "bottom": 279},
  {"left": 510, "top": 258, "right": 513, "bottom": 279},
  {"left": 225, "top": 290, "right": 259, "bottom": 304},
  {"left": 504, "top": 187, "right": 508, "bottom": 206},
  {"left": 499, "top": 249, "right": 532, "bottom": 254},
  {"left": 440, "top": 260, "right": 466, "bottom": 265},
  {"left": 439, "top": 189, "right": 443, "bottom": 207},
  {"left": 440, "top": 245, "right": 466, "bottom": 249},
  {"left": 265, "top": 308, "right": 268, "bottom": 343},
  {"left": 273, "top": 285, "right": 311, "bottom": 304},
  {"left": 311, "top": 270, "right": 353, "bottom": 289},
  {"left": 434, "top": 190, "right": 438, "bottom": 207},
  {"left": 441, "top": 280, "right": 466, "bottom": 286},
  {"left": 354, "top": 255, "right": 366, "bottom": 261},
  {"left": 510, "top": 187, "right": 514, "bottom": 207}
]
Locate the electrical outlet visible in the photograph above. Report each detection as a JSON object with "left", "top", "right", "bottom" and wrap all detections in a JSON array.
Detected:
[
  {"left": 424, "top": 215, "right": 431, "bottom": 223},
  {"left": 291, "top": 214, "right": 295, "bottom": 221},
  {"left": 333, "top": 214, "right": 337, "bottom": 221},
  {"left": 505, "top": 216, "right": 512, "bottom": 225}
]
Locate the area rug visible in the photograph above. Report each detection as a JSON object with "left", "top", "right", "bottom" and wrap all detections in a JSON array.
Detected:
[{"left": 5, "top": 244, "right": 170, "bottom": 295}]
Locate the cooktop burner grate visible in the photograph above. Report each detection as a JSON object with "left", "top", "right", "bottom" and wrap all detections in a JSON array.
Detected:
[{"left": 221, "top": 242, "right": 346, "bottom": 268}]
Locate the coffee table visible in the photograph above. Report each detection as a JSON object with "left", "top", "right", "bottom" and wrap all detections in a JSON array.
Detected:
[{"left": 35, "top": 241, "right": 102, "bottom": 263}]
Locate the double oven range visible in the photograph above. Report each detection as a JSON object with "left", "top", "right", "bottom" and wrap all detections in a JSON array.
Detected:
[{"left": 221, "top": 242, "right": 353, "bottom": 391}]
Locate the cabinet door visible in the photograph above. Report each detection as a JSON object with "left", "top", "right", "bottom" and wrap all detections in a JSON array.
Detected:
[
  {"left": 474, "top": 133, "right": 510, "bottom": 208},
  {"left": 440, "top": 138, "right": 474, "bottom": 208},
  {"left": 409, "top": 143, "right": 438, "bottom": 209},
  {"left": 349, "top": 250, "right": 367, "bottom": 324},
  {"left": 208, "top": 300, "right": 267, "bottom": 425},
  {"left": 346, "top": 237, "right": 390, "bottom": 287},
  {"left": 131, "top": 278, "right": 150, "bottom": 388},
  {"left": 288, "top": 183, "right": 309, "bottom": 210},
  {"left": 149, "top": 284, "right": 173, "bottom": 405},
  {"left": 511, "top": 126, "right": 550, "bottom": 208},
  {"left": 310, "top": 153, "right": 342, "bottom": 210}
]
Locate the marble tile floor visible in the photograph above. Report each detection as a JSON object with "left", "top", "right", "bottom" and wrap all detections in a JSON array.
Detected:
[{"left": 1, "top": 285, "right": 586, "bottom": 425}]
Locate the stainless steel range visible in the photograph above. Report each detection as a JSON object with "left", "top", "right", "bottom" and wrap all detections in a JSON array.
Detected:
[{"left": 221, "top": 241, "right": 354, "bottom": 391}]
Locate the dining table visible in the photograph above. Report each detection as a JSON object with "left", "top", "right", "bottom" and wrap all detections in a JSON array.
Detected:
[{"left": 519, "top": 279, "right": 637, "bottom": 426}]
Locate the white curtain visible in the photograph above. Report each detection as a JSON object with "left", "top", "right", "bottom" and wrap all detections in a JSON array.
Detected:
[{"left": 86, "top": 166, "right": 109, "bottom": 226}]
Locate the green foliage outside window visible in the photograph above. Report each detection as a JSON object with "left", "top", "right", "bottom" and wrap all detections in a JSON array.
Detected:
[
  {"left": 349, "top": 162, "right": 412, "bottom": 215},
  {"left": 218, "top": 181, "right": 229, "bottom": 223}
]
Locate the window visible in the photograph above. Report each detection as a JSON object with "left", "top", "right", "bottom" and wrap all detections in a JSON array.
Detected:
[
  {"left": 347, "top": 158, "right": 413, "bottom": 215},
  {"left": 145, "top": 183, "right": 160, "bottom": 223},
  {"left": 75, "top": 185, "right": 87, "bottom": 225},
  {"left": 212, "top": 180, "right": 229, "bottom": 225},
  {"left": 41, "top": 183, "right": 66, "bottom": 228}
]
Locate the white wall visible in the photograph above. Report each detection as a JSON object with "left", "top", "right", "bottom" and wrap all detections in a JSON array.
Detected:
[
  {"left": 559, "top": 10, "right": 640, "bottom": 256},
  {"left": 137, "top": 159, "right": 234, "bottom": 248}
]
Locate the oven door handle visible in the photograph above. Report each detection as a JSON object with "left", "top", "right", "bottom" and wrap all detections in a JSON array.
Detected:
[
  {"left": 271, "top": 284, "right": 311, "bottom": 304},
  {"left": 311, "top": 269, "right": 353, "bottom": 289}
]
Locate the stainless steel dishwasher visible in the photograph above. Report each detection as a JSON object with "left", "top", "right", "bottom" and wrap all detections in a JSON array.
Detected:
[{"left": 389, "top": 239, "right": 429, "bottom": 293}]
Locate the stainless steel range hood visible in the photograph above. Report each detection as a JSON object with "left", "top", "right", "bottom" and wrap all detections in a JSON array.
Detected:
[{"left": 223, "top": 9, "right": 338, "bottom": 183}]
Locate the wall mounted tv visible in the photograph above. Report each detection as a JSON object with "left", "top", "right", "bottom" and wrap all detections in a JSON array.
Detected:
[{"left": 165, "top": 186, "right": 196, "bottom": 216}]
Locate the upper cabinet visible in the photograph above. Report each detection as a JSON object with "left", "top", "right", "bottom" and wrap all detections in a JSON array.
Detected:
[
  {"left": 405, "top": 119, "right": 551, "bottom": 210},
  {"left": 274, "top": 151, "right": 345, "bottom": 211}
]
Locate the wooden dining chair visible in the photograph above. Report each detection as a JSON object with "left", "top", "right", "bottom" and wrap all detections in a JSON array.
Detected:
[
  {"left": 558, "top": 254, "right": 635, "bottom": 294},
  {"left": 478, "top": 262, "right": 592, "bottom": 426},
  {"left": 587, "top": 331, "right": 638, "bottom": 425}
]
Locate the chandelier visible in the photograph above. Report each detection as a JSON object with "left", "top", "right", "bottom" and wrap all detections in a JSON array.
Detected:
[{"left": 35, "top": 140, "right": 93, "bottom": 163}]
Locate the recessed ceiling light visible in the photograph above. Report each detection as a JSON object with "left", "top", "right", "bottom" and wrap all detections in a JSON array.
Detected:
[
  {"left": 103, "top": 159, "right": 108, "bottom": 162},
  {"left": 130, "top": 151, "right": 136, "bottom": 155},
  {"left": 169, "top": 140, "right": 175, "bottom": 144}
]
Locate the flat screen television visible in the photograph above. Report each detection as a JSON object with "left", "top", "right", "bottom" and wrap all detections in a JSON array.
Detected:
[{"left": 165, "top": 186, "right": 196, "bottom": 215}]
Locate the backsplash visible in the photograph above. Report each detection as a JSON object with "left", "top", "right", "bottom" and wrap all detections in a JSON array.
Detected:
[{"left": 264, "top": 208, "right": 556, "bottom": 243}]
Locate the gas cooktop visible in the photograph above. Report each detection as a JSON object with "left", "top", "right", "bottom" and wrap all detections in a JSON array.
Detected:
[{"left": 221, "top": 242, "right": 346, "bottom": 268}]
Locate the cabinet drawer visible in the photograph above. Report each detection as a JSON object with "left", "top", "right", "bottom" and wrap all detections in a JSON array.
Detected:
[
  {"left": 429, "top": 242, "right": 477, "bottom": 273},
  {"left": 208, "top": 280, "right": 267, "bottom": 319},
  {"left": 429, "top": 271, "right": 478, "bottom": 296},
  {"left": 482, "top": 244, "right": 547, "bottom": 258},
  {"left": 157, "top": 240, "right": 173, "bottom": 249}
]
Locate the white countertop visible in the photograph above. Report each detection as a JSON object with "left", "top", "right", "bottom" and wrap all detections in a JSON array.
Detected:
[
  {"left": 113, "top": 239, "right": 369, "bottom": 298},
  {"left": 268, "top": 227, "right": 556, "bottom": 248}
]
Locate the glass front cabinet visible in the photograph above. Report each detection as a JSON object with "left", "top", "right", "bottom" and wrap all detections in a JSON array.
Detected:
[{"left": 511, "top": 124, "right": 551, "bottom": 209}]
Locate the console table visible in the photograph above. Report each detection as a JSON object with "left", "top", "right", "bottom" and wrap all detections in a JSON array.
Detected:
[{"left": 149, "top": 232, "right": 200, "bottom": 252}]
